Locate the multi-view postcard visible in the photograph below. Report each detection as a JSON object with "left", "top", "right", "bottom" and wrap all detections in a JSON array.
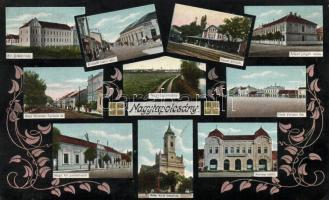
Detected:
[
  {"left": 52, "top": 123, "right": 133, "bottom": 179},
  {"left": 227, "top": 66, "right": 306, "bottom": 118},
  {"left": 123, "top": 56, "right": 206, "bottom": 100},
  {"left": 5, "top": 7, "right": 85, "bottom": 59},
  {"left": 198, "top": 123, "right": 277, "bottom": 177},
  {"left": 167, "top": 4, "right": 254, "bottom": 67},
  {"left": 245, "top": 5, "right": 323, "bottom": 57},
  {"left": 23, "top": 67, "right": 103, "bottom": 119},
  {"left": 76, "top": 4, "right": 163, "bottom": 68},
  {"left": 138, "top": 120, "right": 193, "bottom": 198}
]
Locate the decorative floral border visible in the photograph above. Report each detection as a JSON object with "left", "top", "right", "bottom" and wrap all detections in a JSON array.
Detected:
[
  {"left": 6, "top": 65, "right": 111, "bottom": 197},
  {"left": 216, "top": 64, "right": 325, "bottom": 195},
  {"left": 104, "top": 67, "right": 122, "bottom": 100},
  {"left": 5, "top": 64, "right": 325, "bottom": 197}
]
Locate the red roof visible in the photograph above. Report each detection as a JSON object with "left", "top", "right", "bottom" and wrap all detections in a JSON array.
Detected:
[
  {"left": 208, "top": 129, "right": 224, "bottom": 139},
  {"left": 254, "top": 127, "right": 270, "bottom": 138},
  {"left": 272, "top": 151, "right": 277, "bottom": 161},
  {"left": 20, "top": 18, "right": 71, "bottom": 30},
  {"left": 6, "top": 34, "right": 19, "bottom": 39},
  {"left": 257, "top": 13, "right": 317, "bottom": 29},
  {"left": 208, "top": 127, "right": 271, "bottom": 140},
  {"left": 58, "top": 134, "right": 122, "bottom": 154}
]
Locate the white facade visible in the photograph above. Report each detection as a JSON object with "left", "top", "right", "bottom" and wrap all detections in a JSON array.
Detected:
[
  {"left": 253, "top": 13, "right": 320, "bottom": 45},
  {"left": 56, "top": 135, "right": 131, "bottom": 171},
  {"left": 87, "top": 72, "right": 103, "bottom": 103},
  {"left": 118, "top": 12, "right": 161, "bottom": 46},
  {"left": 18, "top": 18, "right": 78, "bottom": 47},
  {"left": 264, "top": 85, "right": 285, "bottom": 97},
  {"left": 237, "top": 86, "right": 257, "bottom": 97},
  {"left": 202, "top": 25, "right": 227, "bottom": 41},
  {"left": 203, "top": 128, "right": 272, "bottom": 171},
  {"left": 6, "top": 34, "right": 19, "bottom": 45}
]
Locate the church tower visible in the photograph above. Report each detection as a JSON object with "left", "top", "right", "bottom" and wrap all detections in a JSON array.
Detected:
[{"left": 163, "top": 122, "right": 176, "bottom": 159}]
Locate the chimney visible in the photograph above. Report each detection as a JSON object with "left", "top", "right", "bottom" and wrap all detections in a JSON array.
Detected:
[
  {"left": 294, "top": 13, "right": 297, "bottom": 16},
  {"left": 289, "top": 12, "right": 292, "bottom": 15}
]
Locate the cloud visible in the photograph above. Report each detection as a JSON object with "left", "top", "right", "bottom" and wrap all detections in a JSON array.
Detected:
[
  {"left": 170, "top": 126, "right": 193, "bottom": 153},
  {"left": 288, "top": 80, "right": 305, "bottom": 84},
  {"left": 65, "top": 78, "right": 87, "bottom": 84},
  {"left": 94, "top": 16, "right": 120, "bottom": 28},
  {"left": 259, "top": 10, "right": 283, "bottom": 18},
  {"left": 184, "top": 158, "right": 193, "bottom": 166},
  {"left": 305, "top": 12, "right": 321, "bottom": 19},
  {"left": 198, "top": 132, "right": 207, "bottom": 139},
  {"left": 8, "top": 12, "right": 52, "bottom": 22},
  {"left": 118, "top": 12, "right": 140, "bottom": 23},
  {"left": 139, "top": 156, "right": 155, "bottom": 172},
  {"left": 102, "top": 33, "right": 120, "bottom": 43},
  {"left": 89, "top": 130, "right": 131, "bottom": 141},
  {"left": 140, "top": 139, "right": 161, "bottom": 155},
  {"left": 185, "top": 169, "right": 193, "bottom": 178},
  {"left": 221, "top": 128, "right": 241, "bottom": 134},
  {"left": 242, "top": 71, "right": 286, "bottom": 79}
]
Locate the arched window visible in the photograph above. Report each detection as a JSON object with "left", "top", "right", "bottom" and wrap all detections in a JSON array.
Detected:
[
  {"left": 247, "top": 159, "right": 253, "bottom": 171},
  {"left": 235, "top": 159, "right": 241, "bottom": 170},
  {"left": 224, "top": 159, "right": 230, "bottom": 170},
  {"left": 259, "top": 159, "right": 267, "bottom": 171},
  {"left": 209, "top": 159, "right": 218, "bottom": 170}
]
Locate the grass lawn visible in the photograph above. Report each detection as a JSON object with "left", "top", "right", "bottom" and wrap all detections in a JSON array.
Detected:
[
  {"left": 6, "top": 45, "right": 81, "bottom": 59},
  {"left": 123, "top": 72, "right": 178, "bottom": 98}
]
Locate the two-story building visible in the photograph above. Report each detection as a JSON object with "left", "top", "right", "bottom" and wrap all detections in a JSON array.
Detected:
[{"left": 203, "top": 127, "right": 273, "bottom": 171}]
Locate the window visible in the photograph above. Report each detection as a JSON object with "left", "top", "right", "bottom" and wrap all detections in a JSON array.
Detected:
[
  {"left": 242, "top": 147, "right": 246, "bottom": 153},
  {"left": 236, "top": 147, "right": 240, "bottom": 153},
  {"left": 215, "top": 147, "right": 218, "bottom": 154},
  {"left": 225, "top": 147, "right": 228, "bottom": 154},
  {"left": 209, "top": 147, "right": 212, "bottom": 154},
  {"left": 248, "top": 147, "right": 252, "bottom": 154},
  {"left": 230, "top": 147, "right": 234, "bottom": 153},
  {"left": 170, "top": 142, "right": 173, "bottom": 147},
  {"left": 63, "top": 153, "right": 69, "bottom": 164},
  {"left": 84, "top": 157, "right": 87, "bottom": 164},
  {"left": 75, "top": 155, "right": 79, "bottom": 164},
  {"left": 264, "top": 147, "right": 268, "bottom": 154},
  {"left": 258, "top": 147, "right": 261, "bottom": 154}
]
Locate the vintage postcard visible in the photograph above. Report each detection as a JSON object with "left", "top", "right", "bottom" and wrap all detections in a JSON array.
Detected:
[
  {"left": 52, "top": 123, "right": 132, "bottom": 178},
  {"left": 167, "top": 4, "right": 254, "bottom": 67},
  {"left": 198, "top": 123, "right": 277, "bottom": 177},
  {"left": 76, "top": 4, "right": 163, "bottom": 68},
  {"left": 138, "top": 120, "right": 193, "bottom": 198},
  {"left": 123, "top": 56, "right": 206, "bottom": 100},
  {"left": 227, "top": 66, "right": 306, "bottom": 118},
  {"left": 5, "top": 7, "right": 85, "bottom": 59},
  {"left": 245, "top": 6, "right": 323, "bottom": 57},
  {"left": 23, "top": 67, "right": 103, "bottom": 119}
]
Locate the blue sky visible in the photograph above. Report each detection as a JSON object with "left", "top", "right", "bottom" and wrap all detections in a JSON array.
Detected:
[
  {"left": 53, "top": 123, "right": 132, "bottom": 153},
  {"left": 245, "top": 6, "right": 323, "bottom": 28},
  {"left": 138, "top": 120, "right": 193, "bottom": 178},
  {"left": 227, "top": 66, "right": 306, "bottom": 90},
  {"left": 6, "top": 7, "right": 85, "bottom": 35},
  {"left": 86, "top": 4, "right": 156, "bottom": 42},
  {"left": 24, "top": 67, "right": 102, "bottom": 100},
  {"left": 198, "top": 123, "right": 277, "bottom": 150}
]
